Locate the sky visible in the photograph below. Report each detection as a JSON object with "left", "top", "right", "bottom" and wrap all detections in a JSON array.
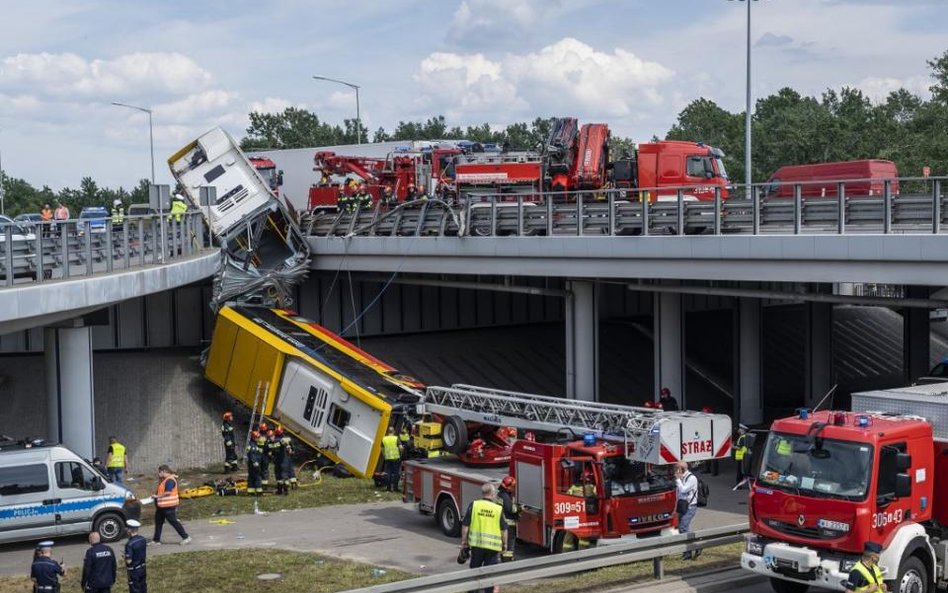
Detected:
[{"left": 0, "top": 0, "right": 945, "bottom": 193}]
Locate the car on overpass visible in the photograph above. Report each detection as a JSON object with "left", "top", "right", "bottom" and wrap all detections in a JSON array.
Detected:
[{"left": 77, "top": 206, "right": 109, "bottom": 235}]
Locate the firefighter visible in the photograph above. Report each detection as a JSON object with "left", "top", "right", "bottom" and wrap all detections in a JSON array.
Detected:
[
  {"left": 245, "top": 431, "right": 263, "bottom": 496},
  {"left": 275, "top": 426, "right": 297, "bottom": 491},
  {"left": 381, "top": 185, "right": 397, "bottom": 209},
  {"left": 497, "top": 476, "right": 520, "bottom": 561},
  {"left": 405, "top": 183, "right": 419, "bottom": 202},
  {"left": 169, "top": 191, "right": 188, "bottom": 223},
  {"left": 659, "top": 387, "right": 679, "bottom": 411},
  {"left": 354, "top": 184, "right": 372, "bottom": 211},
  {"left": 267, "top": 429, "right": 286, "bottom": 495},
  {"left": 337, "top": 189, "right": 351, "bottom": 213},
  {"left": 220, "top": 412, "right": 239, "bottom": 473},
  {"left": 111, "top": 199, "right": 125, "bottom": 227},
  {"left": 398, "top": 424, "right": 411, "bottom": 458},
  {"left": 259, "top": 427, "right": 273, "bottom": 491},
  {"left": 381, "top": 426, "right": 403, "bottom": 492}
]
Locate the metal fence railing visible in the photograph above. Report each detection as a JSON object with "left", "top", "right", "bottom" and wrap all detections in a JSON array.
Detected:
[
  {"left": 305, "top": 176, "right": 947, "bottom": 238},
  {"left": 0, "top": 211, "right": 208, "bottom": 287},
  {"left": 339, "top": 524, "right": 748, "bottom": 593}
]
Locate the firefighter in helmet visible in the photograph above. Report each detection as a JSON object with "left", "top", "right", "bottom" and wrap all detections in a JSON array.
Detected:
[
  {"left": 220, "top": 411, "right": 239, "bottom": 473},
  {"left": 498, "top": 476, "right": 520, "bottom": 561}
]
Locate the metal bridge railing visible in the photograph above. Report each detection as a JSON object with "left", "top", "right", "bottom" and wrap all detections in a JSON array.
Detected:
[
  {"left": 339, "top": 523, "right": 748, "bottom": 593},
  {"left": 305, "top": 176, "right": 947, "bottom": 238},
  {"left": 0, "top": 211, "right": 208, "bottom": 287}
]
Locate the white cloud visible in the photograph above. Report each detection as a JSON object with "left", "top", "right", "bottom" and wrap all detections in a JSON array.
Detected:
[
  {"left": 447, "top": 0, "right": 547, "bottom": 48},
  {"left": 851, "top": 76, "right": 932, "bottom": 102},
  {"left": 247, "top": 97, "right": 303, "bottom": 115}
]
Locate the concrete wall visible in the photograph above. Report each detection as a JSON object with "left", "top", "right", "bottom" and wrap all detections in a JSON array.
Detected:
[{"left": 0, "top": 350, "right": 235, "bottom": 472}]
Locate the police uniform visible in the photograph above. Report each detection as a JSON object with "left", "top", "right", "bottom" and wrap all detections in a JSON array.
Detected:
[
  {"left": 845, "top": 542, "right": 886, "bottom": 593},
  {"left": 221, "top": 419, "right": 239, "bottom": 472},
  {"left": 124, "top": 520, "right": 147, "bottom": 593},
  {"left": 462, "top": 498, "right": 507, "bottom": 593},
  {"left": 82, "top": 539, "right": 116, "bottom": 593},
  {"left": 30, "top": 541, "right": 64, "bottom": 593}
]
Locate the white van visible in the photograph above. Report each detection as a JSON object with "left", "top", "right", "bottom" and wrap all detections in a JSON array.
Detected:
[{"left": 0, "top": 440, "right": 136, "bottom": 543}]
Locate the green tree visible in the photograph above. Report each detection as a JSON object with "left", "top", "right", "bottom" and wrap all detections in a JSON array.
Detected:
[{"left": 241, "top": 107, "right": 345, "bottom": 150}]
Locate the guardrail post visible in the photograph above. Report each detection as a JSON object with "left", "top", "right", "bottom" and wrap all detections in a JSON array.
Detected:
[
  {"left": 677, "top": 188, "right": 684, "bottom": 236},
  {"left": 933, "top": 179, "right": 942, "bottom": 234},
  {"left": 653, "top": 557, "right": 665, "bottom": 580},
  {"left": 35, "top": 230, "right": 45, "bottom": 283},
  {"left": 490, "top": 196, "right": 497, "bottom": 237},
  {"left": 713, "top": 187, "right": 721, "bottom": 235},
  {"left": 122, "top": 220, "right": 130, "bottom": 269},
  {"left": 61, "top": 224, "right": 70, "bottom": 279},
  {"left": 138, "top": 220, "right": 145, "bottom": 267},
  {"left": 576, "top": 193, "right": 584, "bottom": 236},
  {"left": 4, "top": 227, "right": 13, "bottom": 287},
  {"left": 546, "top": 194, "right": 554, "bottom": 236},
  {"left": 105, "top": 224, "right": 114, "bottom": 273},
  {"left": 642, "top": 191, "right": 650, "bottom": 236},
  {"left": 752, "top": 186, "right": 760, "bottom": 235},
  {"left": 608, "top": 191, "right": 616, "bottom": 236},
  {"left": 463, "top": 197, "right": 472, "bottom": 237},
  {"left": 84, "top": 222, "right": 93, "bottom": 276},
  {"left": 837, "top": 181, "right": 846, "bottom": 235},
  {"left": 793, "top": 184, "right": 802, "bottom": 235},
  {"left": 517, "top": 195, "right": 524, "bottom": 236},
  {"left": 151, "top": 217, "right": 158, "bottom": 264},
  {"left": 883, "top": 180, "right": 892, "bottom": 234}
]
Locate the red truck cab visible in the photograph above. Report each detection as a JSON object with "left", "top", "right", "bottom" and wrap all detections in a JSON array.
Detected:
[{"left": 614, "top": 141, "right": 730, "bottom": 201}]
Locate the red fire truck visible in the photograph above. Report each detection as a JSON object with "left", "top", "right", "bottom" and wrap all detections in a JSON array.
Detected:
[
  {"left": 611, "top": 140, "right": 731, "bottom": 201},
  {"left": 740, "top": 383, "right": 948, "bottom": 593},
  {"left": 403, "top": 384, "right": 732, "bottom": 552}
]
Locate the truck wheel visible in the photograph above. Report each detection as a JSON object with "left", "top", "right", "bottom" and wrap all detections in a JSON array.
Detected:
[
  {"left": 769, "top": 578, "right": 809, "bottom": 593},
  {"left": 552, "top": 530, "right": 579, "bottom": 554},
  {"left": 436, "top": 498, "right": 461, "bottom": 537},
  {"left": 94, "top": 512, "right": 125, "bottom": 543},
  {"left": 892, "top": 556, "right": 928, "bottom": 593},
  {"left": 442, "top": 416, "right": 468, "bottom": 454}
]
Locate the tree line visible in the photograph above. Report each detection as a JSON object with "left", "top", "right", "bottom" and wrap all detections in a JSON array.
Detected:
[{"left": 2, "top": 51, "right": 945, "bottom": 217}]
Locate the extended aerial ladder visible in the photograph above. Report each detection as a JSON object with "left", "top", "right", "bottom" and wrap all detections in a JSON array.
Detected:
[{"left": 418, "top": 384, "right": 732, "bottom": 465}]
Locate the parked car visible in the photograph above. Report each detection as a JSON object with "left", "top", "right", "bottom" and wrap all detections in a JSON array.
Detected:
[
  {"left": 0, "top": 214, "right": 35, "bottom": 241},
  {"left": 77, "top": 206, "right": 110, "bottom": 235},
  {"left": 127, "top": 203, "right": 157, "bottom": 216},
  {"left": 13, "top": 213, "right": 43, "bottom": 230}
]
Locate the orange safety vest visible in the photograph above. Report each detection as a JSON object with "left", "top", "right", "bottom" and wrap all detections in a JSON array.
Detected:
[{"left": 155, "top": 476, "right": 180, "bottom": 508}]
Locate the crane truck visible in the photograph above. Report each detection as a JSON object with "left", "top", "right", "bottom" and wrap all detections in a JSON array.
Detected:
[
  {"left": 403, "top": 384, "right": 732, "bottom": 552},
  {"left": 740, "top": 383, "right": 948, "bottom": 593}
]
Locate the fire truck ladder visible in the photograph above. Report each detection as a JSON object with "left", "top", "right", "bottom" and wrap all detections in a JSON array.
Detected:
[{"left": 422, "top": 384, "right": 705, "bottom": 448}]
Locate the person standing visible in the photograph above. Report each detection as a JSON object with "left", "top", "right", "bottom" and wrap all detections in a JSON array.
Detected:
[
  {"left": 460, "top": 483, "right": 507, "bottom": 593},
  {"left": 245, "top": 433, "right": 265, "bottom": 496},
  {"left": 267, "top": 429, "right": 286, "bottom": 495},
  {"left": 123, "top": 519, "right": 147, "bottom": 593},
  {"left": 81, "top": 532, "right": 116, "bottom": 593},
  {"left": 844, "top": 542, "right": 888, "bottom": 593},
  {"left": 274, "top": 426, "right": 295, "bottom": 494},
  {"left": 220, "top": 412, "right": 239, "bottom": 473},
  {"left": 659, "top": 387, "right": 679, "bottom": 411},
  {"left": 30, "top": 540, "right": 65, "bottom": 593},
  {"left": 497, "top": 476, "right": 520, "bottom": 561},
  {"left": 53, "top": 201, "right": 70, "bottom": 236},
  {"left": 152, "top": 465, "right": 191, "bottom": 545},
  {"left": 169, "top": 191, "right": 188, "bottom": 223},
  {"left": 105, "top": 436, "right": 128, "bottom": 485},
  {"left": 381, "top": 426, "right": 403, "bottom": 492},
  {"left": 733, "top": 424, "right": 750, "bottom": 487},
  {"left": 675, "top": 461, "right": 700, "bottom": 560}
]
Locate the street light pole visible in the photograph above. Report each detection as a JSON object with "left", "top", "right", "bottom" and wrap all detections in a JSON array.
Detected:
[
  {"left": 111, "top": 101, "right": 165, "bottom": 262},
  {"left": 744, "top": 0, "right": 753, "bottom": 194},
  {"left": 313, "top": 75, "right": 362, "bottom": 145}
]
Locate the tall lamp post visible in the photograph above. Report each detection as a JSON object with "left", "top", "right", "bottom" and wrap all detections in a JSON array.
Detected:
[
  {"left": 731, "top": 0, "right": 758, "bottom": 195},
  {"left": 312, "top": 75, "right": 362, "bottom": 145},
  {"left": 111, "top": 101, "right": 166, "bottom": 261},
  {"left": 0, "top": 129, "right": 5, "bottom": 216}
]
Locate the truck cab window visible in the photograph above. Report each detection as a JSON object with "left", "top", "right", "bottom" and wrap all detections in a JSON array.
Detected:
[
  {"left": 55, "top": 462, "right": 97, "bottom": 490},
  {"left": 686, "top": 156, "right": 705, "bottom": 177},
  {"left": 876, "top": 443, "right": 906, "bottom": 500}
]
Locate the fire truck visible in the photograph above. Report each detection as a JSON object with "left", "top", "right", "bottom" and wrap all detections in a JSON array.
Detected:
[
  {"left": 740, "top": 383, "right": 948, "bottom": 593},
  {"left": 403, "top": 384, "right": 732, "bottom": 552},
  {"left": 611, "top": 140, "right": 731, "bottom": 201}
]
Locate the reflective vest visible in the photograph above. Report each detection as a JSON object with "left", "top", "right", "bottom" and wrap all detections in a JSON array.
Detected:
[
  {"left": 169, "top": 199, "right": 187, "bottom": 222},
  {"left": 399, "top": 429, "right": 411, "bottom": 444},
  {"left": 776, "top": 438, "right": 792, "bottom": 456},
  {"left": 111, "top": 206, "right": 124, "bottom": 225},
  {"left": 107, "top": 442, "right": 126, "bottom": 468},
  {"left": 852, "top": 560, "right": 884, "bottom": 593},
  {"left": 155, "top": 476, "right": 180, "bottom": 508},
  {"left": 41, "top": 208, "right": 53, "bottom": 222},
  {"left": 468, "top": 499, "right": 503, "bottom": 551},
  {"left": 382, "top": 435, "right": 401, "bottom": 461},
  {"left": 734, "top": 434, "right": 748, "bottom": 461}
]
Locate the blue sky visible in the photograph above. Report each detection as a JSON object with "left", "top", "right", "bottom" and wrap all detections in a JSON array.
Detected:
[{"left": 0, "top": 0, "right": 945, "bottom": 192}]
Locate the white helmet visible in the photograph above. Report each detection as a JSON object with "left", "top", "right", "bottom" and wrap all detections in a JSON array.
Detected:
[{"left": 113, "top": 199, "right": 122, "bottom": 207}]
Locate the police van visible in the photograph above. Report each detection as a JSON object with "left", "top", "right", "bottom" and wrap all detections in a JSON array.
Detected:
[{"left": 0, "top": 439, "right": 136, "bottom": 544}]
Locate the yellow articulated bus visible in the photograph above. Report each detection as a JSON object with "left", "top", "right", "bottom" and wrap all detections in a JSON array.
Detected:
[{"left": 205, "top": 305, "right": 423, "bottom": 478}]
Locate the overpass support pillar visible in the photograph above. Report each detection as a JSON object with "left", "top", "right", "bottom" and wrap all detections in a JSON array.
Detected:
[
  {"left": 736, "top": 298, "right": 763, "bottom": 425},
  {"left": 44, "top": 326, "right": 96, "bottom": 459},
  {"left": 565, "top": 280, "right": 599, "bottom": 401},
  {"left": 805, "top": 302, "right": 834, "bottom": 408},
  {"left": 654, "top": 292, "right": 684, "bottom": 408},
  {"left": 903, "top": 286, "right": 930, "bottom": 384}
]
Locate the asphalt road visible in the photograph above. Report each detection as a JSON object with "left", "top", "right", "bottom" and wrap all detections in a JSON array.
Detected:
[{"left": 0, "top": 463, "right": 751, "bottom": 579}]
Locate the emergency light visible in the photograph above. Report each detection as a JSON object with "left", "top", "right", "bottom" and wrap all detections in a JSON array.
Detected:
[
  {"left": 583, "top": 433, "right": 597, "bottom": 446},
  {"left": 798, "top": 408, "right": 810, "bottom": 420},
  {"left": 856, "top": 415, "right": 871, "bottom": 427}
]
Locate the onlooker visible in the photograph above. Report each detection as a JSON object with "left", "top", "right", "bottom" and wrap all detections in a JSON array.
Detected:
[
  {"left": 151, "top": 465, "right": 191, "bottom": 545},
  {"left": 53, "top": 201, "right": 70, "bottom": 235},
  {"left": 81, "top": 532, "right": 116, "bottom": 593},
  {"left": 675, "top": 460, "right": 700, "bottom": 560},
  {"left": 105, "top": 436, "right": 128, "bottom": 485},
  {"left": 659, "top": 387, "right": 679, "bottom": 411},
  {"left": 123, "top": 519, "right": 147, "bottom": 593},
  {"left": 460, "top": 483, "right": 508, "bottom": 593},
  {"left": 30, "top": 540, "right": 65, "bottom": 593}
]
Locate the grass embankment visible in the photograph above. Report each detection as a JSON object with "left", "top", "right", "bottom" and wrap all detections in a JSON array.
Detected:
[{"left": 125, "top": 464, "right": 401, "bottom": 523}]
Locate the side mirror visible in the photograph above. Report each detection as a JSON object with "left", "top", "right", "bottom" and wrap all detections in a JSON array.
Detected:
[
  {"left": 92, "top": 477, "right": 105, "bottom": 491},
  {"left": 896, "top": 452, "right": 912, "bottom": 472},
  {"left": 895, "top": 473, "right": 911, "bottom": 498},
  {"left": 744, "top": 433, "right": 757, "bottom": 448}
]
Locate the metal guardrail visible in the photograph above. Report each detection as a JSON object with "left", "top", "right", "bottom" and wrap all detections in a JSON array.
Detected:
[
  {"left": 305, "top": 177, "right": 946, "bottom": 238},
  {"left": 340, "top": 524, "right": 748, "bottom": 593},
  {"left": 0, "top": 212, "right": 208, "bottom": 287}
]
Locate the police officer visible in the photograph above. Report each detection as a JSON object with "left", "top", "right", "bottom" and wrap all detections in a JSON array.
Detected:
[
  {"left": 110, "top": 199, "right": 125, "bottom": 228},
  {"left": 497, "top": 476, "right": 520, "bottom": 561},
  {"left": 81, "top": 532, "right": 116, "bottom": 593},
  {"left": 169, "top": 191, "right": 188, "bottom": 223},
  {"left": 123, "top": 519, "right": 147, "bottom": 593},
  {"left": 733, "top": 424, "right": 749, "bottom": 487},
  {"left": 30, "top": 541, "right": 65, "bottom": 593},
  {"left": 844, "top": 542, "right": 888, "bottom": 593},
  {"left": 381, "top": 426, "right": 403, "bottom": 492},
  {"left": 460, "top": 483, "right": 507, "bottom": 593},
  {"left": 221, "top": 412, "right": 239, "bottom": 473},
  {"left": 267, "top": 429, "right": 286, "bottom": 495},
  {"left": 246, "top": 433, "right": 265, "bottom": 496}
]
